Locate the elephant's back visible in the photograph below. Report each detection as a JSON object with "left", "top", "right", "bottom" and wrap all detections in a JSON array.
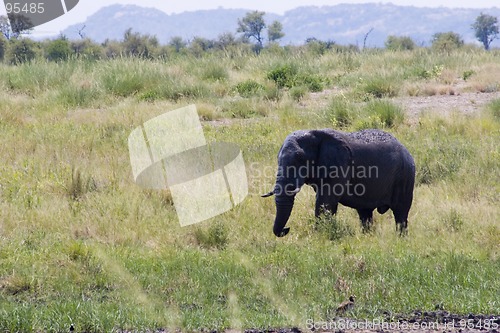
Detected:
[{"left": 347, "top": 129, "right": 396, "bottom": 144}]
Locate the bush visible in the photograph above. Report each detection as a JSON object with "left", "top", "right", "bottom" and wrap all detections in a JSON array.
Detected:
[
  {"left": 189, "top": 37, "right": 215, "bottom": 57},
  {"left": 300, "top": 73, "right": 324, "bottom": 92},
  {"left": 364, "top": 100, "right": 404, "bottom": 127},
  {"left": 234, "top": 80, "right": 264, "bottom": 97},
  {"left": 305, "top": 38, "right": 336, "bottom": 56},
  {"left": 71, "top": 39, "right": 104, "bottom": 60},
  {"left": 267, "top": 64, "right": 325, "bottom": 92},
  {"left": 45, "top": 38, "right": 71, "bottom": 61},
  {"left": 123, "top": 28, "right": 159, "bottom": 59},
  {"left": 267, "top": 64, "right": 298, "bottom": 89},
  {"left": 415, "top": 65, "right": 443, "bottom": 80},
  {"left": 385, "top": 35, "right": 416, "bottom": 51},
  {"left": 432, "top": 32, "right": 464, "bottom": 53},
  {"left": 462, "top": 70, "right": 475, "bottom": 81},
  {"left": 194, "top": 222, "right": 228, "bottom": 250},
  {"left": 0, "top": 35, "right": 6, "bottom": 62},
  {"left": 6, "top": 39, "right": 38, "bottom": 65},
  {"left": 102, "top": 40, "right": 123, "bottom": 59}
]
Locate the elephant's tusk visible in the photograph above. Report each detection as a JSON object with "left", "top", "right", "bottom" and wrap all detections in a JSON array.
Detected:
[{"left": 286, "top": 187, "right": 301, "bottom": 196}]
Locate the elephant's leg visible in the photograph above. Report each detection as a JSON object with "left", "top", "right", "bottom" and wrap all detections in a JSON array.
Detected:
[
  {"left": 357, "top": 208, "right": 374, "bottom": 233},
  {"left": 392, "top": 208, "right": 409, "bottom": 236}
]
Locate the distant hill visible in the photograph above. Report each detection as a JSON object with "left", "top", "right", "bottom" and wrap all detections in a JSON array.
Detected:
[{"left": 61, "top": 3, "right": 500, "bottom": 47}]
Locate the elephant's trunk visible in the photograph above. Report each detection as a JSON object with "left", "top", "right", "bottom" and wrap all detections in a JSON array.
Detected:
[{"left": 273, "top": 197, "right": 294, "bottom": 237}]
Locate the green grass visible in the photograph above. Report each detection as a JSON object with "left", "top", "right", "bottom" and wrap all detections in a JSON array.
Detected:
[{"left": 0, "top": 48, "right": 499, "bottom": 332}]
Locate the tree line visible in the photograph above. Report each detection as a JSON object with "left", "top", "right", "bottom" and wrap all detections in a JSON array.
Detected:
[{"left": 0, "top": 11, "right": 498, "bottom": 65}]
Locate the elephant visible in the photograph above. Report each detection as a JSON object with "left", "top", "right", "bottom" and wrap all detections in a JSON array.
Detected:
[{"left": 262, "top": 129, "right": 415, "bottom": 237}]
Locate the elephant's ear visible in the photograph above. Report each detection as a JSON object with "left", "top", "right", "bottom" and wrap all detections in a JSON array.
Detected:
[{"left": 317, "top": 134, "right": 352, "bottom": 181}]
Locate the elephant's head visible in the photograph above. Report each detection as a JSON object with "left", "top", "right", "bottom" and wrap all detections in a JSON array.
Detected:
[{"left": 262, "top": 130, "right": 351, "bottom": 237}]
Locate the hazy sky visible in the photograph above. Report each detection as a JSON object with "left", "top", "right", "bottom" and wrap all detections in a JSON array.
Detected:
[{"left": 1, "top": 0, "right": 499, "bottom": 36}]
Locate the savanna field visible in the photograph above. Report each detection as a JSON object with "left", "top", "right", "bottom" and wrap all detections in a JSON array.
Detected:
[{"left": 0, "top": 46, "right": 499, "bottom": 332}]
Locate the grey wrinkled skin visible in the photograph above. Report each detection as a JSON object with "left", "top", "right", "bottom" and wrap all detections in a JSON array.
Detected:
[{"left": 263, "top": 129, "right": 416, "bottom": 237}]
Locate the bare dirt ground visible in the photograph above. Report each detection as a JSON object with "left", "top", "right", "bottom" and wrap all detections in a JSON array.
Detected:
[
  {"left": 306, "top": 88, "right": 500, "bottom": 121},
  {"left": 395, "top": 91, "right": 500, "bottom": 119}
]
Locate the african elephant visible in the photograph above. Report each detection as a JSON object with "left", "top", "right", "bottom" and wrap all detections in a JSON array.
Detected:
[{"left": 262, "top": 129, "right": 415, "bottom": 237}]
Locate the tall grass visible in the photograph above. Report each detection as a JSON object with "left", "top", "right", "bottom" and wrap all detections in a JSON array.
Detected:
[{"left": 0, "top": 48, "right": 499, "bottom": 331}]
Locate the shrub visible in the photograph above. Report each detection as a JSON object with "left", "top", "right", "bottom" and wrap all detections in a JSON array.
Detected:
[
  {"left": 385, "top": 35, "right": 416, "bottom": 51},
  {"left": 234, "top": 80, "right": 264, "bottom": 97},
  {"left": 300, "top": 73, "right": 324, "bottom": 92},
  {"left": 267, "top": 64, "right": 325, "bottom": 92},
  {"left": 71, "top": 39, "right": 104, "bottom": 60},
  {"left": 102, "top": 40, "right": 123, "bottom": 59},
  {"left": 169, "top": 36, "right": 187, "bottom": 53},
  {"left": 45, "top": 38, "right": 71, "bottom": 61},
  {"left": 267, "top": 64, "right": 298, "bottom": 88},
  {"left": 305, "top": 38, "right": 336, "bottom": 55},
  {"left": 194, "top": 222, "right": 228, "bottom": 250},
  {"left": 432, "top": 32, "right": 464, "bottom": 53},
  {"left": 123, "top": 28, "right": 159, "bottom": 59},
  {"left": 189, "top": 37, "right": 215, "bottom": 57},
  {"left": 415, "top": 65, "right": 444, "bottom": 80},
  {"left": 462, "top": 70, "right": 475, "bottom": 81},
  {"left": 0, "top": 35, "right": 6, "bottom": 61},
  {"left": 6, "top": 38, "right": 38, "bottom": 65},
  {"left": 364, "top": 100, "right": 404, "bottom": 127}
]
